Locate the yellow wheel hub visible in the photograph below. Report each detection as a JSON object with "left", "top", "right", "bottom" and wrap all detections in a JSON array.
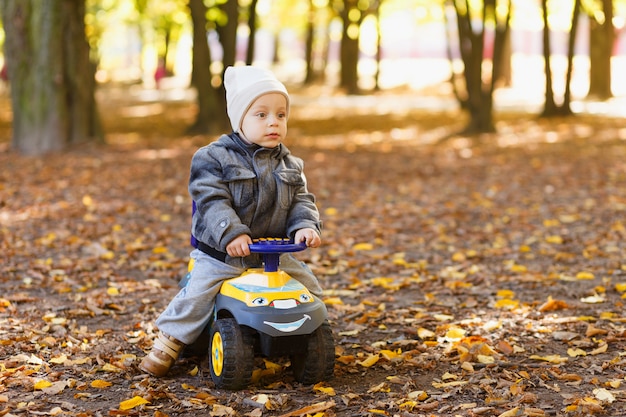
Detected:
[{"left": 211, "top": 332, "right": 224, "bottom": 377}]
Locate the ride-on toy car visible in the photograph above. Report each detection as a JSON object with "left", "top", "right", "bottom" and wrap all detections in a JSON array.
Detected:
[{"left": 183, "top": 238, "right": 335, "bottom": 390}]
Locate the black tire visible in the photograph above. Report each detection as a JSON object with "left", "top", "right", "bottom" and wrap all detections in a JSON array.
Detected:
[
  {"left": 209, "top": 318, "right": 254, "bottom": 389},
  {"left": 291, "top": 321, "right": 335, "bottom": 384}
]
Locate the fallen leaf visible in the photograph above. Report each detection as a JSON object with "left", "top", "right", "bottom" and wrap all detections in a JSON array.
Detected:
[
  {"left": 277, "top": 400, "right": 335, "bottom": 417},
  {"left": 90, "top": 379, "right": 112, "bottom": 388},
  {"left": 529, "top": 354, "right": 568, "bottom": 364},
  {"left": 119, "top": 396, "right": 149, "bottom": 410},
  {"left": 593, "top": 388, "right": 615, "bottom": 403}
]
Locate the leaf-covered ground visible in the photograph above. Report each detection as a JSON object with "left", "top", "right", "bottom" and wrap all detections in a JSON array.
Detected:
[{"left": 1, "top": 88, "right": 626, "bottom": 417}]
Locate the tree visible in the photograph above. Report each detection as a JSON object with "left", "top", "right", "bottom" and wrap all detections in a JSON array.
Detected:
[
  {"left": 587, "top": 0, "right": 614, "bottom": 99},
  {"left": 540, "top": 0, "right": 581, "bottom": 117},
  {"left": 445, "top": 0, "right": 512, "bottom": 134},
  {"left": 1, "top": 0, "right": 102, "bottom": 155},
  {"left": 187, "top": 0, "right": 226, "bottom": 134},
  {"left": 330, "top": 0, "right": 381, "bottom": 94},
  {"left": 245, "top": 0, "right": 259, "bottom": 65}
]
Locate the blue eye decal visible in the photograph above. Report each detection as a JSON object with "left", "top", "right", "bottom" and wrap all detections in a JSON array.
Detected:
[
  {"left": 252, "top": 297, "right": 269, "bottom": 306},
  {"left": 299, "top": 294, "right": 312, "bottom": 303}
]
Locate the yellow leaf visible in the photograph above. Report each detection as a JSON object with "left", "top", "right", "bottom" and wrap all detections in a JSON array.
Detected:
[
  {"left": 324, "top": 207, "right": 338, "bottom": 216},
  {"left": 407, "top": 390, "right": 428, "bottom": 401},
  {"left": 371, "top": 277, "right": 400, "bottom": 290},
  {"left": 451, "top": 252, "right": 466, "bottom": 262},
  {"left": 529, "top": 354, "right": 568, "bottom": 364},
  {"left": 497, "top": 407, "right": 520, "bottom": 417},
  {"left": 477, "top": 354, "right": 495, "bottom": 364},
  {"left": 494, "top": 299, "right": 519, "bottom": 309},
  {"left": 82, "top": 195, "right": 94, "bottom": 207},
  {"left": 313, "top": 383, "right": 336, "bottom": 396},
  {"left": 615, "top": 282, "right": 626, "bottom": 293},
  {"left": 576, "top": 271, "right": 595, "bottom": 280},
  {"left": 580, "top": 293, "right": 605, "bottom": 304},
  {"left": 545, "top": 235, "right": 563, "bottom": 244},
  {"left": 590, "top": 343, "right": 608, "bottom": 355},
  {"left": 398, "top": 400, "right": 418, "bottom": 410},
  {"left": 152, "top": 246, "right": 169, "bottom": 254},
  {"left": 606, "top": 380, "right": 621, "bottom": 389},
  {"left": 323, "top": 297, "right": 344, "bottom": 305},
  {"left": 367, "top": 382, "right": 390, "bottom": 393},
  {"left": 358, "top": 354, "right": 380, "bottom": 367},
  {"left": 107, "top": 287, "right": 119, "bottom": 296},
  {"left": 34, "top": 380, "right": 53, "bottom": 390},
  {"left": 119, "top": 396, "right": 149, "bottom": 411},
  {"left": 496, "top": 289, "right": 515, "bottom": 299},
  {"left": 444, "top": 327, "right": 465, "bottom": 341},
  {"left": 510, "top": 264, "right": 527, "bottom": 273},
  {"left": 263, "top": 358, "right": 283, "bottom": 371},
  {"left": 101, "top": 363, "right": 123, "bottom": 372},
  {"left": 49, "top": 354, "right": 68, "bottom": 364},
  {"left": 188, "top": 365, "right": 198, "bottom": 376},
  {"left": 567, "top": 348, "right": 587, "bottom": 357},
  {"left": 352, "top": 242, "right": 373, "bottom": 251},
  {"left": 417, "top": 327, "right": 435, "bottom": 340},
  {"left": 441, "top": 372, "right": 457, "bottom": 381},
  {"left": 380, "top": 349, "right": 401, "bottom": 360},
  {"left": 91, "top": 380, "right": 112, "bottom": 388}
]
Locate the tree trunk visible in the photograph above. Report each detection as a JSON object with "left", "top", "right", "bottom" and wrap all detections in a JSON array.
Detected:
[
  {"left": 541, "top": 0, "right": 557, "bottom": 116},
  {"left": 187, "top": 0, "right": 226, "bottom": 134},
  {"left": 1, "top": 0, "right": 102, "bottom": 156},
  {"left": 560, "top": 0, "right": 580, "bottom": 114},
  {"left": 339, "top": 13, "right": 360, "bottom": 93},
  {"left": 245, "top": 0, "right": 258, "bottom": 65},
  {"left": 304, "top": 0, "right": 316, "bottom": 84},
  {"left": 451, "top": 0, "right": 503, "bottom": 134},
  {"left": 219, "top": 0, "right": 239, "bottom": 68},
  {"left": 588, "top": 0, "right": 613, "bottom": 99}
]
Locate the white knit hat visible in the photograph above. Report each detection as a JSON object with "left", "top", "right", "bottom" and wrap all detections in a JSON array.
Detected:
[{"left": 224, "top": 66, "right": 290, "bottom": 133}]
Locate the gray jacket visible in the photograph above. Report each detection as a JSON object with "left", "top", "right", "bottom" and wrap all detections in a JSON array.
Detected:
[{"left": 189, "top": 133, "right": 321, "bottom": 266}]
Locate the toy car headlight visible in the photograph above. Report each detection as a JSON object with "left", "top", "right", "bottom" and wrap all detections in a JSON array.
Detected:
[
  {"left": 252, "top": 297, "right": 269, "bottom": 306},
  {"left": 299, "top": 294, "right": 312, "bottom": 303}
]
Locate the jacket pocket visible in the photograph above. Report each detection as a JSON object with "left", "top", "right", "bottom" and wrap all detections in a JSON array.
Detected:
[
  {"left": 223, "top": 165, "right": 256, "bottom": 207},
  {"left": 275, "top": 169, "right": 305, "bottom": 209}
]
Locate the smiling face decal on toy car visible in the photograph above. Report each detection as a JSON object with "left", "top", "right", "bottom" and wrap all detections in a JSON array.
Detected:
[{"left": 263, "top": 314, "right": 312, "bottom": 332}]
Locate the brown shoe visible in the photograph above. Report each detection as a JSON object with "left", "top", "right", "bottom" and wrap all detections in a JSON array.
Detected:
[{"left": 139, "top": 331, "right": 185, "bottom": 377}]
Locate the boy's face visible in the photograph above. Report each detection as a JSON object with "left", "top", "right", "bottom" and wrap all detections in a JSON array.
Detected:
[{"left": 240, "top": 93, "right": 288, "bottom": 148}]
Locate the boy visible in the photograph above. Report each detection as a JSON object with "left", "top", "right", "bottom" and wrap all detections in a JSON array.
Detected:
[{"left": 139, "top": 66, "right": 323, "bottom": 377}]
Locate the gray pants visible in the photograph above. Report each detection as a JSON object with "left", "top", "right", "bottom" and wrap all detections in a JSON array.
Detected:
[{"left": 155, "top": 249, "right": 323, "bottom": 345}]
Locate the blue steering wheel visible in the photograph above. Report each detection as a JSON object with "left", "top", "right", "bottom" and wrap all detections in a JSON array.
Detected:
[{"left": 249, "top": 238, "right": 307, "bottom": 272}]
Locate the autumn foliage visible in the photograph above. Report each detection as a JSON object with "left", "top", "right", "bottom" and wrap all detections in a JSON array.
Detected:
[{"left": 1, "top": 92, "right": 626, "bottom": 416}]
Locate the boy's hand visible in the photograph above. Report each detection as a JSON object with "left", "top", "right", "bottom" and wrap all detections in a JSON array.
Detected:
[
  {"left": 295, "top": 228, "right": 321, "bottom": 248},
  {"left": 226, "top": 234, "right": 252, "bottom": 257}
]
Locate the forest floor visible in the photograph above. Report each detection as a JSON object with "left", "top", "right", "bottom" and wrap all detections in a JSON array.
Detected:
[{"left": 1, "top": 84, "right": 626, "bottom": 417}]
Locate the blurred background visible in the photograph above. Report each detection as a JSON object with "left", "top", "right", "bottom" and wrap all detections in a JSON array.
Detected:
[{"left": 1, "top": 0, "right": 626, "bottom": 154}]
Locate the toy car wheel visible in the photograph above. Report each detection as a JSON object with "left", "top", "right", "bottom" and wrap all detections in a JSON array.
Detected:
[
  {"left": 291, "top": 321, "right": 335, "bottom": 384},
  {"left": 209, "top": 318, "right": 254, "bottom": 389}
]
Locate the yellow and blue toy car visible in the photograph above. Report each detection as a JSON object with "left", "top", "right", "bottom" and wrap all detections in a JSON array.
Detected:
[{"left": 185, "top": 238, "right": 335, "bottom": 390}]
